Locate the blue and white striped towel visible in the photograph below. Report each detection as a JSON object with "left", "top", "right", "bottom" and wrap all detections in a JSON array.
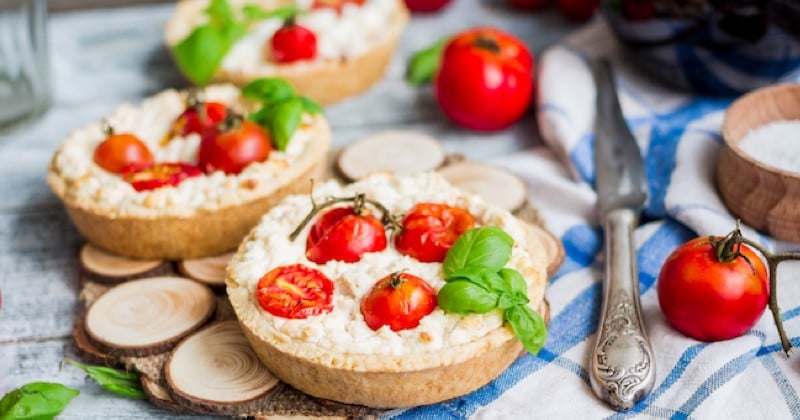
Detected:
[{"left": 389, "top": 21, "right": 800, "bottom": 419}]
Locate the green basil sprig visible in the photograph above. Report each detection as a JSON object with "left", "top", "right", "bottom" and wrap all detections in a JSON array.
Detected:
[
  {"left": 65, "top": 359, "right": 145, "bottom": 400},
  {"left": 0, "top": 382, "right": 79, "bottom": 419},
  {"left": 405, "top": 37, "right": 449, "bottom": 86},
  {"left": 243, "top": 78, "right": 323, "bottom": 151},
  {"left": 437, "top": 226, "right": 547, "bottom": 355},
  {"left": 172, "top": 0, "right": 300, "bottom": 86}
]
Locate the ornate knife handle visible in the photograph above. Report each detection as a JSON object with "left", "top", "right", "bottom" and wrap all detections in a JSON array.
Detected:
[{"left": 590, "top": 208, "right": 656, "bottom": 411}]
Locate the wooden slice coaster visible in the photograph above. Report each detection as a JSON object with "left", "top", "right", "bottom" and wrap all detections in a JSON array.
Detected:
[
  {"left": 71, "top": 316, "right": 119, "bottom": 367},
  {"left": 438, "top": 161, "right": 528, "bottom": 213},
  {"left": 79, "top": 243, "right": 171, "bottom": 284},
  {"left": 85, "top": 277, "right": 216, "bottom": 357},
  {"left": 164, "top": 321, "right": 281, "bottom": 415},
  {"left": 177, "top": 252, "right": 234, "bottom": 289},
  {"left": 141, "top": 376, "right": 188, "bottom": 413},
  {"left": 525, "top": 222, "right": 565, "bottom": 278},
  {"left": 337, "top": 130, "right": 445, "bottom": 181}
]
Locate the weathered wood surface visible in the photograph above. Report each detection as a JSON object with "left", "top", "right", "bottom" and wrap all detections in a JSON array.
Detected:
[{"left": 0, "top": 2, "right": 577, "bottom": 417}]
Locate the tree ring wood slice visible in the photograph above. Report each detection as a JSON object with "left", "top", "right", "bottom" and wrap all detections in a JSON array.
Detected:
[
  {"left": 71, "top": 316, "right": 119, "bottom": 366},
  {"left": 525, "top": 222, "right": 565, "bottom": 278},
  {"left": 164, "top": 320, "right": 281, "bottom": 415},
  {"left": 438, "top": 161, "right": 528, "bottom": 213},
  {"left": 141, "top": 376, "right": 188, "bottom": 413},
  {"left": 79, "top": 243, "right": 171, "bottom": 284},
  {"left": 177, "top": 252, "right": 235, "bottom": 288},
  {"left": 85, "top": 276, "right": 216, "bottom": 357},
  {"left": 337, "top": 130, "right": 445, "bottom": 181}
]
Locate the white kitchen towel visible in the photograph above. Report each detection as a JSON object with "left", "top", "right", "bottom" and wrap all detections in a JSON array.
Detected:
[{"left": 387, "top": 21, "right": 800, "bottom": 419}]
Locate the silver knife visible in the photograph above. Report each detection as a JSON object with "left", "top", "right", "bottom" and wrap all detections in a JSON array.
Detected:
[{"left": 588, "top": 59, "right": 656, "bottom": 411}]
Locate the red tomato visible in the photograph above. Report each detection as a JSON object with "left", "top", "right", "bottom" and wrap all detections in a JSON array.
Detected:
[
  {"left": 556, "top": 0, "right": 599, "bottom": 20},
  {"left": 621, "top": 0, "right": 654, "bottom": 21},
  {"left": 198, "top": 120, "right": 272, "bottom": 175},
  {"left": 306, "top": 207, "right": 387, "bottom": 264},
  {"left": 122, "top": 163, "right": 202, "bottom": 191},
  {"left": 361, "top": 272, "right": 438, "bottom": 331},
  {"left": 170, "top": 101, "right": 228, "bottom": 137},
  {"left": 508, "top": 0, "right": 552, "bottom": 11},
  {"left": 657, "top": 237, "right": 769, "bottom": 342},
  {"left": 404, "top": 0, "right": 452, "bottom": 13},
  {"left": 434, "top": 27, "right": 534, "bottom": 131},
  {"left": 256, "top": 264, "right": 335, "bottom": 319},
  {"left": 395, "top": 203, "right": 475, "bottom": 263},
  {"left": 93, "top": 133, "right": 154, "bottom": 174},
  {"left": 270, "top": 23, "right": 317, "bottom": 64},
  {"left": 311, "top": 0, "right": 365, "bottom": 12}
]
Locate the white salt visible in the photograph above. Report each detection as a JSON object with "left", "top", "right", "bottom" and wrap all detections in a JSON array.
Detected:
[{"left": 738, "top": 120, "right": 800, "bottom": 174}]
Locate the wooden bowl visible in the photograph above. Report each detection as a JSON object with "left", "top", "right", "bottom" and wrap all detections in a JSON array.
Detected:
[{"left": 717, "top": 83, "right": 800, "bottom": 242}]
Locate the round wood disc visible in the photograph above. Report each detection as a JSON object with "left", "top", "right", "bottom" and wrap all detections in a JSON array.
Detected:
[
  {"left": 165, "top": 321, "right": 281, "bottom": 414},
  {"left": 177, "top": 252, "right": 234, "bottom": 288},
  {"left": 438, "top": 161, "right": 528, "bottom": 212},
  {"left": 71, "top": 316, "right": 119, "bottom": 366},
  {"left": 80, "top": 243, "right": 170, "bottom": 284},
  {"left": 337, "top": 130, "right": 445, "bottom": 181},
  {"left": 85, "top": 276, "right": 216, "bottom": 357},
  {"left": 141, "top": 376, "right": 187, "bottom": 413}
]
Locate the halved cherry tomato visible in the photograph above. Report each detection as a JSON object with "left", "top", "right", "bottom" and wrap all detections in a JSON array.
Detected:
[
  {"left": 306, "top": 207, "right": 387, "bottom": 264},
  {"left": 395, "top": 203, "right": 475, "bottom": 263},
  {"left": 198, "top": 119, "right": 272, "bottom": 175},
  {"left": 256, "top": 264, "right": 335, "bottom": 319},
  {"left": 122, "top": 162, "right": 202, "bottom": 192},
  {"left": 270, "top": 23, "right": 317, "bottom": 64},
  {"left": 311, "top": 0, "right": 365, "bottom": 12},
  {"left": 361, "top": 272, "right": 438, "bottom": 331},
  {"left": 170, "top": 101, "right": 228, "bottom": 138},
  {"left": 93, "top": 133, "right": 153, "bottom": 174}
]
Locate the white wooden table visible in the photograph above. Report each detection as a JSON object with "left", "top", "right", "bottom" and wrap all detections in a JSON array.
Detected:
[{"left": 0, "top": 2, "right": 578, "bottom": 417}]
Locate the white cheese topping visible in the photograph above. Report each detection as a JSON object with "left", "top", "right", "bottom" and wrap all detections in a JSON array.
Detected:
[
  {"left": 228, "top": 173, "right": 536, "bottom": 356},
  {"left": 49, "top": 85, "right": 315, "bottom": 217}
]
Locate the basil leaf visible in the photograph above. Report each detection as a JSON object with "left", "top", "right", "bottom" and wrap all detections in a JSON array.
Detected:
[
  {"left": 437, "top": 280, "right": 498, "bottom": 314},
  {"left": 504, "top": 305, "right": 547, "bottom": 355},
  {"left": 499, "top": 268, "right": 528, "bottom": 297},
  {"left": 242, "top": 5, "right": 301, "bottom": 23},
  {"left": 173, "top": 22, "right": 245, "bottom": 86},
  {"left": 242, "top": 78, "right": 296, "bottom": 105},
  {"left": 65, "top": 359, "right": 145, "bottom": 400},
  {"left": 299, "top": 97, "right": 324, "bottom": 115},
  {"left": 0, "top": 382, "right": 79, "bottom": 420},
  {"left": 269, "top": 98, "right": 304, "bottom": 151},
  {"left": 206, "top": 0, "right": 236, "bottom": 26},
  {"left": 406, "top": 37, "right": 449, "bottom": 86},
  {"left": 248, "top": 106, "right": 273, "bottom": 128},
  {"left": 448, "top": 269, "right": 509, "bottom": 293},
  {"left": 443, "top": 227, "right": 514, "bottom": 277}
]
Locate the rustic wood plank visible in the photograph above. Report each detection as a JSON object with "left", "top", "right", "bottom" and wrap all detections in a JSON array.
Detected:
[{"left": 49, "top": 0, "right": 175, "bottom": 13}]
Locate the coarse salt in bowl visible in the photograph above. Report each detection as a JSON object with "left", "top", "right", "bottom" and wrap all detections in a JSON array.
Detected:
[{"left": 717, "top": 83, "right": 800, "bottom": 243}]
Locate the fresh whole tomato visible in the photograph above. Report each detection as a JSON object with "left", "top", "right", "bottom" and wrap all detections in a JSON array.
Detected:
[
  {"left": 170, "top": 101, "right": 228, "bottom": 138},
  {"left": 122, "top": 162, "right": 202, "bottom": 191},
  {"left": 93, "top": 133, "right": 154, "bottom": 174},
  {"left": 306, "top": 207, "right": 387, "bottom": 264},
  {"left": 434, "top": 27, "right": 534, "bottom": 131},
  {"left": 256, "top": 264, "right": 335, "bottom": 319},
  {"left": 395, "top": 203, "right": 475, "bottom": 263},
  {"left": 508, "top": 0, "right": 552, "bottom": 11},
  {"left": 556, "top": 0, "right": 599, "bottom": 20},
  {"left": 404, "top": 0, "right": 452, "bottom": 13},
  {"left": 361, "top": 272, "right": 438, "bottom": 331},
  {"left": 198, "top": 119, "right": 272, "bottom": 175},
  {"left": 657, "top": 236, "right": 769, "bottom": 342},
  {"left": 270, "top": 22, "right": 317, "bottom": 64}
]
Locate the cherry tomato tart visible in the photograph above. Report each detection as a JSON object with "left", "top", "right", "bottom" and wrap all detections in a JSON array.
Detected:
[
  {"left": 256, "top": 264, "right": 335, "bottom": 319},
  {"left": 395, "top": 202, "right": 475, "bottom": 263},
  {"left": 306, "top": 207, "right": 388, "bottom": 264},
  {"left": 361, "top": 272, "right": 438, "bottom": 331}
]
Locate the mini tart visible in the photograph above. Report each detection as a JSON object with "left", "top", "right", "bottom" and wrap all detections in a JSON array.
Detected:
[
  {"left": 47, "top": 85, "right": 331, "bottom": 260},
  {"left": 164, "top": 0, "right": 409, "bottom": 105},
  {"left": 226, "top": 173, "right": 548, "bottom": 408}
]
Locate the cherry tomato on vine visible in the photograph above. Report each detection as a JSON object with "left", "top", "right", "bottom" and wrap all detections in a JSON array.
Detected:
[
  {"left": 93, "top": 133, "right": 153, "bottom": 174},
  {"left": 122, "top": 162, "right": 202, "bottom": 191},
  {"left": 311, "top": 0, "right": 365, "bottom": 12},
  {"left": 395, "top": 203, "right": 474, "bottom": 263},
  {"left": 361, "top": 272, "right": 438, "bottom": 331},
  {"left": 270, "top": 23, "right": 317, "bottom": 64},
  {"left": 404, "top": 0, "right": 452, "bottom": 13},
  {"left": 556, "top": 0, "right": 599, "bottom": 21},
  {"left": 306, "top": 207, "right": 387, "bottom": 264},
  {"left": 507, "top": 0, "right": 552, "bottom": 11},
  {"left": 256, "top": 264, "right": 335, "bottom": 319},
  {"left": 434, "top": 27, "right": 534, "bottom": 131},
  {"left": 170, "top": 101, "right": 228, "bottom": 137},
  {"left": 198, "top": 119, "right": 272, "bottom": 175},
  {"left": 657, "top": 236, "right": 769, "bottom": 342}
]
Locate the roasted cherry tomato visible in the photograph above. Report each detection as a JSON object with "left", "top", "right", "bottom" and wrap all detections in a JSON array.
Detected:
[
  {"left": 507, "top": 0, "right": 552, "bottom": 11},
  {"left": 170, "top": 101, "right": 228, "bottom": 138},
  {"left": 556, "top": 0, "right": 599, "bottom": 20},
  {"left": 312, "top": 0, "right": 365, "bottom": 12},
  {"left": 270, "top": 22, "right": 317, "bottom": 64},
  {"left": 435, "top": 27, "right": 534, "bottom": 131},
  {"left": 361, "top": 272, "right": 438, "bottom": 331},
  {"left": 198, "top": 119, "right": 272, "bottom": 175},
  {"left": 93, "top": 133, "right": 153, "bottom": 174},
  {"left": 657, "top": 236, "right": 769, "bottom": 342},
  {"left": 256, "top": 264, "right": 335, "bottom": 319},
  {"left": 122, "top": 162, "right": 202, "bottom": 191},
  {"left": 395, "top": 203, "right": 474, "bottom": 263},
  {"left": 306, "top": 207, "right": 387, "bottom": 264},
  {"left": 404, "top": 0, "right": 452, "bottom": 13}
]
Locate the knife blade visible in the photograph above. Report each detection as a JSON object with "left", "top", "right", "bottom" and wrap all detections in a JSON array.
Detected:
[{"left": 588, "top": 59, "right": 656, "bottom": 411}]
